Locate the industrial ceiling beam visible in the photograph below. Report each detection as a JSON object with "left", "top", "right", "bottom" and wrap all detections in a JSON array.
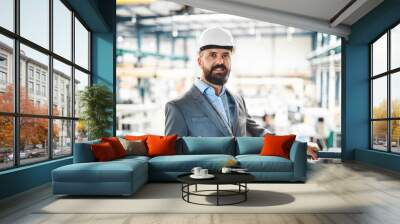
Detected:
[
  {"left": 330, "top": 0, "right": 367, "bottom": 27},
  {"left": 167, "top": 0, "right": 351, "bottom": 37}
]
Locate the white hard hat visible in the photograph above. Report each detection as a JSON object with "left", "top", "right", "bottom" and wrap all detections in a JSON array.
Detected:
[{"left": 197, "top": 27, "right": 234, "bottom": 51}]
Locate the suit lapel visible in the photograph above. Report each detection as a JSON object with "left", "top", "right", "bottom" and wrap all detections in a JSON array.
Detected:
[
  {"left": 189, "top": 86, "right": 232, "bottom": 136},
  {"left": 226, "top": 89, "right": 240, "bottom": 136}
]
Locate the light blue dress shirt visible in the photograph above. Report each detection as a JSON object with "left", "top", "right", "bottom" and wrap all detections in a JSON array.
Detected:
[
  {"left": 194, "top": 78, "right": 231, "bottom": 128},
  {"left": 193, "top": 78, "right": 274, "bottom": 136}
]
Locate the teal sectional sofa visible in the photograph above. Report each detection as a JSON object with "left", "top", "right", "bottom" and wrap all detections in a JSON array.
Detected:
[{"left": 52, "top": 137, "right": 307, "bottom": 196}]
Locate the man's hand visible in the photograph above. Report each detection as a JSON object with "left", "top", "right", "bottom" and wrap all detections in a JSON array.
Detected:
[{"left": 306, "top": 142, "right": 319, "bottom": 160}]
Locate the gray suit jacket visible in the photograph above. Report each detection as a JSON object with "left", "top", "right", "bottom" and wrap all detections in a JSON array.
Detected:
[{"left": 165, "top": 85, "right": 268, "bottom": 137}]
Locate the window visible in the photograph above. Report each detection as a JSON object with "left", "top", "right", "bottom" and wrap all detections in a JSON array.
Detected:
[
  {"left": 0, "top": 0, "right": 91, "bottom": 170},
  {"left": 53, "top": 59, "right": 71, "bottom": 117},
  {"left": 28, "top": 67, "right": 34, "bottom": 80},
  {"left": 54, "top": 89, "right": 58, "bottom": 100},
  {"left": 0, "top": 54, "right": 8, "bottom": 89},
  {"left": 20, "top": 0, "right": 49, "bottom": 49},
  {"left": 0, "top": 35, "right": 13, "bottom": 113},
  {"left": 0, "top": 0, "right": 14, "bottom": 32},
  {"left": 36, "top": 83, "right": 40, "bottom": 95},
  {"left": 20, "top": 117, "right": 49, "bottom": 165},
  {"left": 75, "top": 17, "right": 89, "bottom": 70},
  {"left": 35, "top": 70, "right": 41, "bottom": 81},
  {"left": 122, "top": 124, "right": 131, "bottom": 130},
  {"left": 370, "top": 23, "right": 400, "bottom": 154},
  {"left": 0, "top": 116, "right": 13, "bottom": 170},
  {"left": 0, "top": 71, "right": 6, "bottom": 85},
  {"left": 42, "top": 85, "right": 46, "bottom": 97},
  {"left": 53, "top": 0, "right": 72, "bottom": 60},
  {"left": 28, "top": 81, "right": 34, "bottom": 94},
  {"left": 74, "top": 69, "right": 89, "bottom": 118},
  {"left": 53, "top": 119, "right": 72, "bottom": 158},
  {"left": 0, "top": 55, "right": 7, "bottom": 67}
]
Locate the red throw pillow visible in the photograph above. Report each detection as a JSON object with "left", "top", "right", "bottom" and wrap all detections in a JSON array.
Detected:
[
  {"left": 91, "top": 142, "right": 117, "bottom": 161},
  {"left": 259, "top": 135, "right": 296, "bottom": 159},
  {"left": 101, "top": 137, "right": 127, "bottom": 158},
  {"left": 146, "top": 135, "right": 177, "bottom": 157}
]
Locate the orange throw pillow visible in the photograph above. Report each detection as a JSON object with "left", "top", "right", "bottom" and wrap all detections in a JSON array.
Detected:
[
  {"left": 91, "top": 142, "right": 117, "bottom": 161},
  {"left": 146, "top": 135, "right": 177, "bottom": 157},
  {"left": 101, "top": 137, "right": 127, "bottom": 158},
  {"left": 124, "top": 135, "right": 149, "bottom": 141},
  {"left": 259, "top": 135, "right": 296, "bottom": 159}
]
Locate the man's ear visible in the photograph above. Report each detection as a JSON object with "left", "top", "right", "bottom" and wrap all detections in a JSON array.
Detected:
[{"left": 197, "top": 55, "right": 202, "bottom": 66}]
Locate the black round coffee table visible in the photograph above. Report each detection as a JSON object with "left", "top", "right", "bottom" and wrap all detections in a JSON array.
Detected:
[{"left": 177, "top": 173, "right": 255, "bottom": 206}]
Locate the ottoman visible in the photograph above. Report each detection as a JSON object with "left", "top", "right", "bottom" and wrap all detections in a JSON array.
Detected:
[{"left": 52, "top": 157, "right": 148, "bottom": 196}]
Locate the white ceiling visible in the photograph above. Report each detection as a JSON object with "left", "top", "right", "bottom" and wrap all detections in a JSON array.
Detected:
[{"left": 168, "top": 0, "right": 384, "bottom": 37}]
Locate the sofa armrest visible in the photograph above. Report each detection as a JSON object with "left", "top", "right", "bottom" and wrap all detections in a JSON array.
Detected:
[
  {"left": 73, "top": 140, "right": 100, "bottom": 163},
  {"left": 289, "top": 141, "right": 307, "bottom": 181}
]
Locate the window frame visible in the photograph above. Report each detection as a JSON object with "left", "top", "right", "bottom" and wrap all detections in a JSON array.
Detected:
[
  {"left": 370, "top": 20, "right": 400, "bottom": 154},
  {"left": 0, "top": 0, "right": 92, "bottom": 171}
]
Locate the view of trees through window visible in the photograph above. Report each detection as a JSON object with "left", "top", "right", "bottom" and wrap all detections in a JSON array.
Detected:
[
  {"left": 0, "top": 0, "right": 90, "bottom": 170},
  {"left": 371, "top": 23, "right": 400, "bottom": 153}
]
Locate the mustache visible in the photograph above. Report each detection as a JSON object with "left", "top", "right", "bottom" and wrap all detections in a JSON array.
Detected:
[{"left": 211, "top": 64, "right": 227, "bottom": 71}]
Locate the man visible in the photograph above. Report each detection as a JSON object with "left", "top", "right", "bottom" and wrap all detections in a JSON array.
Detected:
[
  {"left": 165, "top": 27, "right": 270, "bottom": 137},
  {"left": 263, "top": 113, "right": 276, "bottom": 134},
  {"left": 164, "top": 27, "right": 319, "bottom": 157}
]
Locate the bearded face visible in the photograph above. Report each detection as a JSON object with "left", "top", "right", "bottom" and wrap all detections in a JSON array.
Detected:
[{"left": 198, "top": 48, "right": 232, "bottom": 86}]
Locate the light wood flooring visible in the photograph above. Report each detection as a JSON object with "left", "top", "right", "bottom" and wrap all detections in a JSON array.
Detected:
[{"left": 1, "top": 159, "right": 400, "bottom": 224}]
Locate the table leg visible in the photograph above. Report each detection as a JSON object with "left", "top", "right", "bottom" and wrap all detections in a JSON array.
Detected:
[
  {"left": 245, "top": 183, "right": 247, "bottom": 201},
  {"left": 181, "top": 184, "right": 183, "bottom": 199},
  {"left": 187, "top": 184, "right": 190, "bottom": 202},
  {"left": 217, "top": 184, "right": 219, "bottom": 206}
]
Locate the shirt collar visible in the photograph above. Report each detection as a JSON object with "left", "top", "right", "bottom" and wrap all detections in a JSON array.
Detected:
[{"left": 194, "top": 77, "right": 226, "bottom": 96}]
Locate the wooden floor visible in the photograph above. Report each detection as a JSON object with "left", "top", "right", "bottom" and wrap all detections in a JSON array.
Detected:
[{"left": 1, "top": 159, "right": 400, "bottom": 224}]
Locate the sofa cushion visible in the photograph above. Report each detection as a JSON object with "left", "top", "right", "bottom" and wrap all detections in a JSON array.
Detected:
[
  {"left": 179, "top": 137, "right": 235, "bottom": 155},
  {"left": 148, "top": 154, "right": 235, "bottom": 172},
  {"left": 236, "top": 137, "right": 263, "bottom": 155},
  {"left": 52, "top": 159, "right": 147, "bottom": 183},
  {"left": 236, "top": 155, "right": 293, "bottom": 172},
  {"left": 115, "top": 155, "right": 150, "bottom": 164}
]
